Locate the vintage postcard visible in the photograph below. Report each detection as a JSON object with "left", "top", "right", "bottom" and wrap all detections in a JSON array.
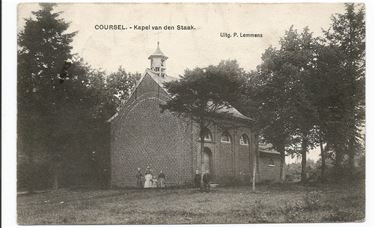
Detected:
[{"left": 16, "top": 2, "right": 365, "bottom": 225}]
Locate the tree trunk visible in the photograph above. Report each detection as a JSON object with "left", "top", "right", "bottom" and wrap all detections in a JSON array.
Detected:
[
  {"left": 334, "top": 147, "right": 344, "bottom": 182},
  {"left": 280, "top": 151, "right": 286, "bottom": 182},
  {"left": 319, "top": 137, "right": 326, "bottom": 183},
  {"left": 301, "top": 135, "right": 308, "bottom": 183},
  {"left": 199, "top": 119, "right": 205, "bottom": 190}
]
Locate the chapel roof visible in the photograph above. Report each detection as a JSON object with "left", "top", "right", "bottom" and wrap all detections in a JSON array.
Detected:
[
  {"left": 259, "top": 143, "right": 280, "bottom": 155},
  {"left": 107, "top": 69, "right": 253, "bottom": 123},
  {"left": 144, "top": 70, "right": 252, "bottom": 121}
]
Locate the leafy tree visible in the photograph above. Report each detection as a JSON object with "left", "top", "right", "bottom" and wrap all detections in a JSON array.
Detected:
[
  {"left": 243, "top": 47, "right": 293, "bottom": 182},
  {"left": 309, "top": 43, "right": 343, "bottom": 181},
  {"left": 281, "top": 27, "right": 319, "bottom": 183},
  {"left": 161, "top": 60, "right": 246, "bottom": 187},
  {"left": 245, "top": 27, "right": 320, "bottom": 183},
  {"left": 323, "top": 3, "right": 365, "bottom": 176},
  {"left": 105, "top": 66, "right": 140, "bottom": 112}
]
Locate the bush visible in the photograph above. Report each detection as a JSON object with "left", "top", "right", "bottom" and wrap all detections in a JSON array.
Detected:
[
  {"left": 279, "top": 191, "right": 322, "bottom": 222},
  {"left": 303, "top": 191, "right": 321, "bottom": 211},
  {"left": 251, "top": 200, "right": 270, "bottom": 223}
]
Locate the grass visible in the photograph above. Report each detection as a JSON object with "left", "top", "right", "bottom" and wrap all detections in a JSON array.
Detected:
[{"left": 17, "top": 181, "right": 365, "bottom": 224}]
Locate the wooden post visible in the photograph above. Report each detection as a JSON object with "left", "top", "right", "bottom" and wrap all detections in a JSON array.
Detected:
[
  {"left": 252, "top": 134, "right": 258, "bottom": 192},
  {"left": 252, "top": 153, "right": 256, "bottom": 191}
]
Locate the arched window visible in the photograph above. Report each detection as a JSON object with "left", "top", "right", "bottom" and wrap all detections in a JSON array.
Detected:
[
  {"left": 240, "top": 134, "right": 249, "bottom": 146},
  {"left": 268, "top": 158, "right": 275, "bottom": 167},
  {"left": 200, "top": 128, "right": 213, "bottom": 142},
  {"left": 221, "top": 132, "right": 231, "bottom": 143}
]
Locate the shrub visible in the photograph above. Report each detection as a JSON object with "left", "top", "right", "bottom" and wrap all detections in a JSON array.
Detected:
[
  {"left": 303, "top": 191, "right": 321, "bottom": 211},
  {"left": 250, "top": 200, "right": 270, "bottom": 223}
]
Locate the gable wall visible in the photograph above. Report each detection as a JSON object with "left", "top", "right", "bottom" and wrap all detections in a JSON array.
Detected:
[{"left": 110, "top": 74, "right": 193, "bottom": 187}]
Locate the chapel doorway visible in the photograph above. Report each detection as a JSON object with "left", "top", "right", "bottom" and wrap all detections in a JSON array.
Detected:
[{"left": 202, "top": 147, "right": 213, "bottom": 175}]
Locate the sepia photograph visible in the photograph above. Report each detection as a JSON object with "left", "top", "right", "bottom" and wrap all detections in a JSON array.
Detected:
[{"left": 13, "top": 2, "right": 366, "bottom": 225}]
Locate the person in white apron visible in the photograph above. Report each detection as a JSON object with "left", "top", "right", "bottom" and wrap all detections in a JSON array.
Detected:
[{"left": 144, "top": 166, "right": 153, "bottom": 188}]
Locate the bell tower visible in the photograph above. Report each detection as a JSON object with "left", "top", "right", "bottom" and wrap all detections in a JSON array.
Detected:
[{"left": 148, "top": 42, "right": 168, "bottom": 77}]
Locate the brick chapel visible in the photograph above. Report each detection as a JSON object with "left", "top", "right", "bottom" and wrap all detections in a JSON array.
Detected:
[{"left": 108, "top": 43, "right": 281, "bottom": 187}]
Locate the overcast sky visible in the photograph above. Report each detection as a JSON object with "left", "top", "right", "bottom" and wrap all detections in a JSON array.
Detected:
[
  {"left": 18, "top": 3, "right": 345, "bottom": 76},
  {"left": 18, "top": 3, "right": 347, "bottom": 162}
]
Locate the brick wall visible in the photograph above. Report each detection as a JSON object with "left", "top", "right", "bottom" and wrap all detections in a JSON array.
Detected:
[
  {"left": 110, "top": 74, "right": 193, "bottom": 187},
  {"left": 110, "top": 72, "right": 280, "bottom": 187},
  {"left": 192, "top": 124, "right": 254, "bottom": 184}
]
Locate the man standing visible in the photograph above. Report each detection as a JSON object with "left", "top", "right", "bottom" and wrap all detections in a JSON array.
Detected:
[
  {"left": 202, "top": 171, "right": 210, "bottom": 192},
  {"left": 194, "top": 169, "right": 200, "bottom": 188},
  {"left": 158, "top": 170, "right": 166, "bottom": 188},
  {"left": 136, "top": 168, "right": 143, "bottom": 189}
]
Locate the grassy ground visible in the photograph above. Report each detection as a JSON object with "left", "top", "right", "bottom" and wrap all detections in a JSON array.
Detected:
[{"left": 17, "top": 181, "right": 365, "bottom": 224}]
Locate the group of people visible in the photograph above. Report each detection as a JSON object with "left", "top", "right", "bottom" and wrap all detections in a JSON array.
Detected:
[
  {"left": 136, "top": 167, "right": 211, "bottom": 191},
  {"left": 136, "top": 166, "right": 166, "bottom": 189}
]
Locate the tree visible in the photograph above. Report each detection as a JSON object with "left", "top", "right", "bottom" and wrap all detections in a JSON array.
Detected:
[
  {"left": 245, "top": 27, "right": 319, "bottom": 183},
  {"left": 309, "top": 43, "right": 343, "bottom": 181},
  {"left": 161, "top": 60, "right": 246, "bottom": 188},
  {"left": 17, "top": 4, "right": 141, "bottom": 191},
  {"left": 105, "top": 66, "right": 140, "bottom": 112},
  {"left": 18, "top": 3, "right": 77, "bottom": 191},
  {"left": 244, "top": 47, "right": 293, "bottom": 182},
  {"left": 323, "top": 3, "right": 365, "bottom": 176}
]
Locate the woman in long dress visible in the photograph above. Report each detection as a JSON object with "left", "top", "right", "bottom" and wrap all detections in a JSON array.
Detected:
[{"left": 144, "top": 168, "right": 153, "bottom": 188}]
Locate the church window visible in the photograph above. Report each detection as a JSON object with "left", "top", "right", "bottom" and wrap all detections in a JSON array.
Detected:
[
  {"left": 204, "top": 132, "right": 212, "bottom": 142},
  {"left": 268, "top": 158, "right": 275, "bottom": 167},
  {"left": 155, "top": 67, "right": 160, "bottom": 72},
  {"left": 240, "top": 134, "right": 249, "bottom": 145},
  {"left": 200, "top": 128, "right": 213, "bottom": 142},
  {"left": 221, "top": 132, "right": 231, "bottom": 143}
]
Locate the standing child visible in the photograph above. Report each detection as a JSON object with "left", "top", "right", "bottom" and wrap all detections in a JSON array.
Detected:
[{"left": 158, "top": 170, "right": 166, "bottom": 188}]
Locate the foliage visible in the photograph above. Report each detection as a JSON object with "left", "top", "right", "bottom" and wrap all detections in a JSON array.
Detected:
[
  {"left": 321, "top": 3, "right": 365, "bottom": 173},
  {"left": 242, "top": 3, "right": 365, "bottom": 182},
  {"left": 244, "top": 26, "right": 319, "bottom": 182},
  {"left": 161, "top": 60, "right": 247, "bottom": 187},
  {"left": 161, "top": 60, "right": 245, "bottom": 124},
  {"left": 17, "top": 4, "right": 137, "bottom": 191},
  {"left": 17, "top": 3, "right": 78, "bottom": 191},
  {"left": 106, "top": 66, "right": 140, "bottom": 110}
]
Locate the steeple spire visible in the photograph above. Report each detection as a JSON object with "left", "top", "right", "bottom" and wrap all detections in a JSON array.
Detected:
[
  {"left": 149, "top": 41, "right": 167, "bottom": 59},
  {"left": 148, "top": 42, "right": 168, "bottom": 77}
]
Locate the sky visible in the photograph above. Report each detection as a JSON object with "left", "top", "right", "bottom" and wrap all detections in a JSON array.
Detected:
[
  {"left": 18, "top": 3, "right": 346, "bottom": 75},
  {"left": 17, "top": 3, "right": 347, "bottom": 162}
]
